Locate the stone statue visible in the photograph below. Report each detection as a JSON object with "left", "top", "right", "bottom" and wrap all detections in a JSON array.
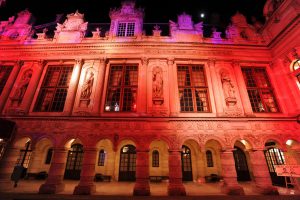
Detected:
[
  {"left": 152, "top": 67, "right": 163, "bottom": 98},
  {"left": 81, "top": 71, "right": 94, "bottom": 99},
  {"left": 221, "top": 72, "right": 237, "bottom": 106},
  {"left": 12, "top": 70, "right": 32, "bottom": 101}
]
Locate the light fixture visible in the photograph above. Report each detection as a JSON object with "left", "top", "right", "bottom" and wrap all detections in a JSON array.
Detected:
[
  {"left": 0, "top": 138, "right": 3, "bottom": 142},
  {"left": 286, "top": 140, "right": 293, "bottom": 146},
  {"left": 105, "top": 105, "right": 110, "bottom": 111},
  {"left": 241, "top": 140, "right": 247, "bottom": 145}
]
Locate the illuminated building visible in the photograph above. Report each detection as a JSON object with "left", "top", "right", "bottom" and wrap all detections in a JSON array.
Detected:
[{"left": 0, "top": 0, "right": 299, "bottom": 196}]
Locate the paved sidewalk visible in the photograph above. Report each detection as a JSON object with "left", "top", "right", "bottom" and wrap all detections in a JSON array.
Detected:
[{"left": 0, "top": 193, "right": 300, "bottom": 200}]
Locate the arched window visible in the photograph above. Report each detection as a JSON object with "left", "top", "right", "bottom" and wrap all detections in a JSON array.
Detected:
[
  {"left": 98, "top": 149, "right": 106, "bottom": 166},
  {"left": 292, "top": 59, "right": 300, "bottom": 84},
  {"left": 152, "top": 150, "right": 159, "bottom": 167},
  {"left": 45, "top": 148, "right": 53, "bottom": 164},
  {"left": 206, "top": 150, "right": 213, "bottom": 167}
]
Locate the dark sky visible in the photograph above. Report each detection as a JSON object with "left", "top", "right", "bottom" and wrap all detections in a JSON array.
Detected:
[{"left": 0, "top": 0, "right": 266, "bottom": 26}]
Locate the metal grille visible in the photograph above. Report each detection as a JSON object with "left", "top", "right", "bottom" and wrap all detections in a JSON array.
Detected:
[
  {"left": 105, "top": 65, "right": 138, "bottom": 112},
  {"left": 0, "top": 66, "right": 13, "bottom": 95},
  {"left": 98, "top": 149, "right": 106, "bottom": 166},
  {"left": 242, "top": 67, "right": 279, "bottom": 113},
  {"left": 152, "top": 150, "right": 159, "bottom": 167},
  {"left": 34, "top": 66, "right": 73, "bottom": 112},
  {"left": 177, "top": 65, "right": 210, "bottom": 112},
  {"left": 206, "top": 150, "right": 213, "bottom": 167},
  {"left": 16, "top": 141, "right": 32, "bottom": 168}
]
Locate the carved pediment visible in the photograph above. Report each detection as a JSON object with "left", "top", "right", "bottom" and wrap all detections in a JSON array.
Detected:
[
  {"left": 109, "top": 1, "right": 144, "bottom": 19},
  {"left": 56, "top": 10, "right": 88, "bottom": 32},
  {"left": 178, "top": 13, "right": 194, "bottom": 30}
]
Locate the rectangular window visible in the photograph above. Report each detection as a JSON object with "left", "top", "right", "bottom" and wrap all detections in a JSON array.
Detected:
[
  {"left": 117, "top": 22, "right": 135, "bottom": 37},
  {"left": 177, "top": 65, "right": 210, "bottom": 112},
  {"left": 98, "top": 150, "right": 106, "bottom": 166},
  {"left": 105, "top": 65, "right": 138, "bottom": 112},
  {"left": 34, "top": 66, "right": 73, "bottom": 112},
  {"left": 0, "top": 66, "right": 13, "bottom": 95},
  {"left": 242, "top": 67, "right": 279, "bottom": 113}
]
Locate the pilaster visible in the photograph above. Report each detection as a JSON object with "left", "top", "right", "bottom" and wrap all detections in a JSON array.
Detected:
[
  {"left": 249, "top": 149, "right": 279, "bottom": 195},
  {"left": 220, "top": 149, "right": 244, "bottom": 195},
  {"left": 133, "top": 148, "right": 150, "bottom": 196},
  {"left": 232, "top": 61, "right": 254, "bottom": 116},
  {"left": 74, "top": 147, "right": 97, "bottom": 195},
  {"left": 39, "top": 147, "right": 67, "bottom": 194},
  {"left": 168, "top": 150, "right": 186, "bottom": 196}
]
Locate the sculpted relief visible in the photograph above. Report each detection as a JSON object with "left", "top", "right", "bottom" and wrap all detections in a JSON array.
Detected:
[
  {"left": 11, "top": 69, "right": 32, "bottom": 104},
  {"left": 152, "top": 66, "right": 164, "bottom": 105},
  {"left": 79, "top": 69, "right": 94, "bottom": 107},
  {"left": 221, "top": 71, "right": 237, "bottom": 106}
]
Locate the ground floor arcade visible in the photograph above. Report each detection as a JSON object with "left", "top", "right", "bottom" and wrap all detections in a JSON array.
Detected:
[{"left": 0, "top": 119, "right": 299, "bottom": 196}]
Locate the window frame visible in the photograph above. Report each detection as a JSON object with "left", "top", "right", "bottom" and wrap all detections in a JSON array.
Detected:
[
  {"left": 98, "top": 149, "right": 106, "bottom": 166},
  {"left": 177, "top": 65, "right": 211, "bottom": 113},
  {"left": 104, "top": 64, "right": 138, "bottom": 112},
  {"left": 33, "top": 65, "right": 74, "bottom": 112},
  {"left": 152, "top": 150, "right": 159, "bottom": 167},
  {"left": 242, "top": 66, "right": 280, "bottom": 113},
  {"left": 116, "top": 22, "right": 136, "bottom": 37},
  {"left": 206, "top": 150, "right": 214, "bottom": 167}
]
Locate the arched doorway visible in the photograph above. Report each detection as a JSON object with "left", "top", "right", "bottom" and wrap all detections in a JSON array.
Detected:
[
  {"left": 119, "top": 145, "right": 136, "bottom": 181},
  {"left": 181, "top": 145, "right": 193, "bottom": 181},
  {"left": 264, "top": 146, "right": 286, "bottom": 186},
  {"left": 233, "top": 146, "right": 251, "bottom": 181},
  {"left": 64, "top": 143, "right": 84, "bottom": 180}
]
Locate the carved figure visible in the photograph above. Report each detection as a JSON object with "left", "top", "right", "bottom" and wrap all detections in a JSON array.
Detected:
[
  {"left": 12, "top": 70, "right": 32, "bottom": 101},
  {"left": 81, "top": 71, "right": 94, "bottom": 99},
  {"left": 152, "top": 67, "right": 163, "bottom": 98},
  {"left": 221, "top": 72, "right": 236, "bottom": 105}
]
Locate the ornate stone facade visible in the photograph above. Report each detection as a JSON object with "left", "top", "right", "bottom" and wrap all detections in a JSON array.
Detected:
[{"left": 0, "top": 0, "right": 299, "bottom": 197}]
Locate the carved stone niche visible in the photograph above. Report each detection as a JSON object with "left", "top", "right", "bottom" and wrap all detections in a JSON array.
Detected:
[
  {"left": 79, "top": 68, "right": 94, "bottom": 108},
  {"left": 220, "top": 70, "right": 237, "bottom": 106},
  {"left": 152, "top": 66, "right": 164, "bottom": 105}
]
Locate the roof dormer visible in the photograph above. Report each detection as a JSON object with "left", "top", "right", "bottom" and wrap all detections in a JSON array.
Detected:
[{"left": 109, "top": 1, "right": 144, "bottom": 39}]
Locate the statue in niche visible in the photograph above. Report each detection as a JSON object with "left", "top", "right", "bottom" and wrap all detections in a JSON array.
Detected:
[
  {"left": 81, "top": 71, "right": 94, "bottom": 99},
  {"left": 12, "top": 70, "right": 32, "bottom": 102},
  {"left": 152, "top": 67, "right": 163, "bottom": 98},
  {"left": 221, "top": 72, "right": 237, "bottom": 106}
]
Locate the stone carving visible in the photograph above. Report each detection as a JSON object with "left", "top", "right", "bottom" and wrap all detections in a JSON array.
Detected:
[
  {"left": 152, "top": 66, "right": 164, "bottom": 105},
  {"left": 55, "top": 10, "right": 88, "bottom": 43},
  {"left": 221, "top": 72, "right": 237, "bottom": 106},
  {"left": 263, "top": 0, "right": 283, "bottom": 21},
  {"left": 56, "top": 10, "right": 87, "bottom": 32},
  {"left": 11, "top": 69, "right": 32, "bottom": 103},
  {"left": 81, "top": 71, "right": 94, "bottom": 99}
]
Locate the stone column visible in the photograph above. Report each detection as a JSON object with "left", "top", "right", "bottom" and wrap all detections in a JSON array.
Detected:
[
  {"left": 0, "top": 147, "right": 20, "bottom": 182},
  {"left": 168, "top": 150, "right": 186, "bottom": 196},
  {"left": 220, "top": 149, "right": 244, "bottom": 195},
  {"left": 93, "top": 58, "right": 106, "bottom": 115},
  {"left": 133, "top": 148, "right": 150, "bottom": 196},
  {"left": 20, "top": 60, "right": 45, "bottom": 114},
  {"left": 137, "top": 57, "right": 148, "bottom": 115},
  {"left": 39, "top": 147, "right": 67, "bottom": 194},
  {"left": 249, "top": 149, "right": 278, "bottom": 195},
  {"left": 208, "top": 59, "right": 223, "bottom": 116},
  {"left": 0, "top": 61, "right": 22, "bottom": 113},
  {"left": 74, "top": 147, "right": 97, "bottom": 195},
  {"left": 168, "top": 58, "right": 179, "bottom": 116},
  {"left": 232, "top": 61, "right": 253, "bottom": 116},
  {"left": 63, "top": 59, "right": 83, "bottom": 115}
]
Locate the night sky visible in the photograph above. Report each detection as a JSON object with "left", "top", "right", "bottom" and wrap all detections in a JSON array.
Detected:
[{"left": 0, "top": 0, "right": 266, "bottom": 27}]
